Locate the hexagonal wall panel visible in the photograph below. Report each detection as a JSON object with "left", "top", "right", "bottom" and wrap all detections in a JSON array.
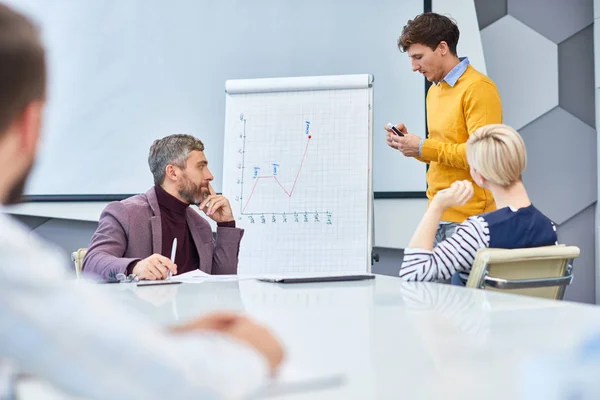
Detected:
[
  {"left": 508, "top": 0, "right": 593, "bottom": 44},
  {"left": 557, "top": 204, "right": 596, "bottom": 304},
  {"left": 481, "top": 15, "right": 558, "bottom": 130},
  {"left": 559, "top": 25, "right": 595, "bottom": 128},
  {"left": 474, "top": 0, "right": 506, "bottom": 30},
  {"left": 521, "top": 107, "right": 597, "bottom": 224}
]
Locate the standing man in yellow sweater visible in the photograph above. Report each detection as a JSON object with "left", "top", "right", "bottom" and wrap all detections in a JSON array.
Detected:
[{"left": 386, "top": 12, "right": 502, "bottom": 244}]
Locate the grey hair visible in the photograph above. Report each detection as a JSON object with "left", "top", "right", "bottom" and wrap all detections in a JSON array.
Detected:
[{"left": 148, "top": 134, "right": 205, "bottom": 185}]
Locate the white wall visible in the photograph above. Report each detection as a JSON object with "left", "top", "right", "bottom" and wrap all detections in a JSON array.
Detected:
[
  {"left": 433, "top": 0, "right": 487, "bottom": 74},
  {"left": 373, "top": 199, "right": 429, "bottom": 248},
  {"left": 8, "top": 0, "right": 426, "bottom": 196},
  {"left": 5, "top": 198, "right": 429, "bottom": 249},
  {"left": 5, "top": 0, "right": 483, "bottom": 250}
]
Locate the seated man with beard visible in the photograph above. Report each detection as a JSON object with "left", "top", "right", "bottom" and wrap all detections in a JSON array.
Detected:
[{"left": 83, "top": 134, "right": 243, "bottom": 280}]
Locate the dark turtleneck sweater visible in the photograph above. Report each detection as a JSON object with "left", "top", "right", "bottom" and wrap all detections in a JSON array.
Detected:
[
  {"left": 153, "top": 185, "right": 236, "bottom": 275},
  {"left": 154, "top": 185, "right": 200, "bottom": 275}
]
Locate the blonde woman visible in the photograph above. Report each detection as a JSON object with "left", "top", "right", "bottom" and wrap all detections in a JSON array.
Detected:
[{"left": 399, "top": 124, "right": 557, "bottom": 282}]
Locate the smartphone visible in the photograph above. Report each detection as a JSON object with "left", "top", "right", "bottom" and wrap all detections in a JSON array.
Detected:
[{"left": 387, "top": 123, "right": 405, "bottom": 137}]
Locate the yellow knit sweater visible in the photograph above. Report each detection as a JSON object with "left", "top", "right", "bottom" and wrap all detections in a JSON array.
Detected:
[{"left": 419, "top": 64, "right": 502, "bottom": 222}]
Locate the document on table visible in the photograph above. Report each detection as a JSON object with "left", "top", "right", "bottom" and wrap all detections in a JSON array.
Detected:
[
  {"left": 171, "top": 269, "right": 257, "bottom": 283},
  {"left": 172, "top": 270, "right": 375, "bottom": 284},
  {"left": 256, "top": 363, "right": 345, "bottom": 398}
]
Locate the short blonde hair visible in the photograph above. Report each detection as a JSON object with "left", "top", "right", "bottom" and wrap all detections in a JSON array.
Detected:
[{"left": 466, "top": 124, "right": 527, "bottom": 186}]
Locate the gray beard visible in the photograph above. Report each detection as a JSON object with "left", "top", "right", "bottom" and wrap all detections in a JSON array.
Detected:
[{"left": 178, "top": 184, "right": 208, "bottom": 206}]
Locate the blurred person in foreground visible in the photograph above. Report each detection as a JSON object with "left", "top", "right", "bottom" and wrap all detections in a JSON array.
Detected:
[{"left": 0, "top": 3, "right": 283, "bottom": 399}]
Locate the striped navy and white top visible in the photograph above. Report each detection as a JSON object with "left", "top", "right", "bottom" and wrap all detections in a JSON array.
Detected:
[{"left": 400, "top": 204, "right": 558, "bottom": 282}]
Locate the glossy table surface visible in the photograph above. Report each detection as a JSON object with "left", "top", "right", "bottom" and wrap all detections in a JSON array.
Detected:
[
  {"left": 19, "top": 275, "right": 600, "bottom": 399},
  {"left": 109, "top": 274, "right": 600, "bottom": 399}
]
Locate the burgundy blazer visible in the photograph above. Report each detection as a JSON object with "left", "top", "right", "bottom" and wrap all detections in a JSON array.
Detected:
[{"left": 82, "top": 188, "right": 244, "bottom": 279}]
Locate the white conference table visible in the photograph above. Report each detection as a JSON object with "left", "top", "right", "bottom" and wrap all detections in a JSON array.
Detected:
[
  {"left": 106, "top": 274, "right": 600, "bottom": 399},
  {"left": 19, "top": 274, "right": 600, "bottom": 399}
]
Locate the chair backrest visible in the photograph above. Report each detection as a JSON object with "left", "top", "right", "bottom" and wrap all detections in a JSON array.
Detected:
[
  {"left": 71, "top": 248, "right": 88, "bottom": 278},
  {"left": 466, "top": 245, "right": 580, "bottom": 300}
]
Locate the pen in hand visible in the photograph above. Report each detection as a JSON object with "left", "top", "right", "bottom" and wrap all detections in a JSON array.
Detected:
[{"left": 168, "top": 238, "right": 177, "bottom": 280}]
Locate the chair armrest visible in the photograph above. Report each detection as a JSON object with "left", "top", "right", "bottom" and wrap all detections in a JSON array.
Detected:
[{"left": 483, "top": 271, "right": 573, "bottom": 290}]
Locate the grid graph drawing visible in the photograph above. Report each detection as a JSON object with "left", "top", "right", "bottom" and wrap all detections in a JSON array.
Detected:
[{"left": 222, "top": 77, "right": 373, "bottom": 275}]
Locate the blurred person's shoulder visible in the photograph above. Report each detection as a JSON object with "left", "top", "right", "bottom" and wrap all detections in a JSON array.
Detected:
[{"left": 0, "top": 212, "right": 71, "bottom": 281}]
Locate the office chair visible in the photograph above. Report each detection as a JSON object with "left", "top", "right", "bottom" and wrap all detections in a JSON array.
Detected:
[{"left": 465, "top": 245, "right": 579, "bottom": 300}]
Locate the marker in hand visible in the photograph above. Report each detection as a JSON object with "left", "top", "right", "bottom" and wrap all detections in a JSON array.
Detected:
[
  {"left": 387, "top": 123, "right": 405, "bottom": 137},
  {"left": 168, "top": 238, "right": 177, "bottom": 280}
]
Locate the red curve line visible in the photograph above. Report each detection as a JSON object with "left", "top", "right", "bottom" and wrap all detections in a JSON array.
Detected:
[{"left": 242, "top": 139, "right": 311, "bottom": 213}]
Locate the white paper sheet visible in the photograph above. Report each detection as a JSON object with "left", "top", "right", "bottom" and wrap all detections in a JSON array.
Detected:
[
  {"left": 171, "top": 270, "right": 256, "bottom": 284},
  {"left": 258, "top": 364, "right": 345, "bottom": 398},
  {"left": 222, "top": 75, "right": 372, "bottom": 276}
]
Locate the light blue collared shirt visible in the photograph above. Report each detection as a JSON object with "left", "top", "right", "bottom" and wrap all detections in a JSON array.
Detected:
[
  {"left": 418, "top": 57, "right": 471, "bottom": 155},
  {"left": 438, "top": 56, "right": 470, "bottom": 87},
  {"left": 0, "top": 212, "right": 269, "bottom": 399}
]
